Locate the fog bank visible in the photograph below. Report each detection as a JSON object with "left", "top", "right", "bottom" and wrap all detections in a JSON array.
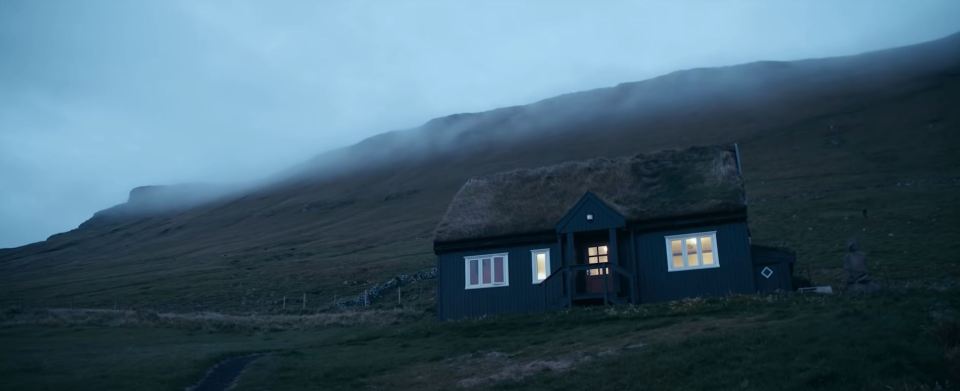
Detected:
[{"left": 1, "top": 0, "right": 959, "bottom": 248}]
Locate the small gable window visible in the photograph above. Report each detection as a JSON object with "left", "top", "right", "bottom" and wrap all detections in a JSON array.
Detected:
[
  {"left": 664, "top": 232, "right": 719, "bottom": 272},
  {"left": 531, "top": 249, "right": 551, "bottom": 284},
  {"left": 464, "top": 253, "right": 509, "bottom": 289}
]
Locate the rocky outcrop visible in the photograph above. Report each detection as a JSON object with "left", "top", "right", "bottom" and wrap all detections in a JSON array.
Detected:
[{"left": 80, "top": 183, "right": 236, "bottom": 228}]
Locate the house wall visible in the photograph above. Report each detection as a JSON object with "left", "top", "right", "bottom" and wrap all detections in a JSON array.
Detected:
[
  {"left": 437, "top": 241, "right": 562, "bottom": 320},
  {"left": 753, "top": 262, "right": 793, "bottom": 292},
  {"left": 751, "top": 245, "right": 795, "bottom": 292},
  {"left": 635, "top": 221, "right": 755, "bottom": 302},
  {"left": 436, "top": 220, "right": 755, "bottom": 319}
]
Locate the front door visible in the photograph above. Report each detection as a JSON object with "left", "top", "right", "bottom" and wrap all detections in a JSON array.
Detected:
[{"left": 584, "top": 244, "right": 609, "bottom": 294}]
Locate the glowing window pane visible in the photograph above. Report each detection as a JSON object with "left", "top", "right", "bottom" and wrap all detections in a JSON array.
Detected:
[
  {"left": 700, "top": 236, "right": 713, "bottom": 253},
  {"left": 700, "top": 236, "right": 714, "bottom": 265},
  {"left": 588, "top": 247, "right": 597, "bottom": 256},
  {"left": 702, "top": 251, "right": 715, "bottom": 265},
  {"left": 686, "top": 238, "right": 699, "bottom": 266},
  {"left": 536, "top": 253, "right": 547, "bottom": 281},
  {"left": 672, "top": 255, "right": 684, "bottom": 268},
  {"left": 685, "top": 238, "right": 698, "bottom": 255},
  {"left": 599, "top": 246, "right": 608, "bottom": 255},
  {"left": 671, "top": 240, "right": 682, "bottom": 256}
]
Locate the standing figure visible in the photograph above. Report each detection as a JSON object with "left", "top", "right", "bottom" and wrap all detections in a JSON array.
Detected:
[
  {"left": 843, "top": 239, "right": 868, "bottom": 284},
  {"left": 844, "top": 239, "right": 878, "bottom": 292}
]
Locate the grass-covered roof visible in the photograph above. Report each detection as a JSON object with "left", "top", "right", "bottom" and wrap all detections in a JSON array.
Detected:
[{"left": 434, "top": 145, "right": 746, "bottom": 243}]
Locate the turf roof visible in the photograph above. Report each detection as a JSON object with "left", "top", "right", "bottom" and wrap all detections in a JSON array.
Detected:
[{"left": 434, "top": 145, "right": 746, "bottom": 243}]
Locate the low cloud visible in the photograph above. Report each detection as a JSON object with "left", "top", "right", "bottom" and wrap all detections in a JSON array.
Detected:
[{"left": 1, "top": 0, "right": 959, "bottom": 247}]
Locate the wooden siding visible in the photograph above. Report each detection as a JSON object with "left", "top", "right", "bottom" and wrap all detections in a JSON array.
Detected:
[
  {"left": 753, "top": 262, "right": 793, "bottom": 292},
  {"left": 437, "top": 220, "right": 758, "bottom": 318},
  {"left": 752, "top": 245, "right": 795, "bottom": 292},
  {"left": 635, "top": 222, "right": 755, "bottom": 303},
  {"left": 437, "top": 242, "right": 562, "bottom": 320}
]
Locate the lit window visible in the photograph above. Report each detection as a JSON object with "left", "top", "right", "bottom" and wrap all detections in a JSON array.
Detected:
[
  {"left": 586, "top": 245, "right": 609, "bottom": 276},
  {"left": 464, "top": 253, "right": 509, "bottom": 289},
  {"left": 531, "top": 249, "right": 551, "bottom": 284},
  {"left": 664, "top": 232, "right": 719, "bottom": 271}
]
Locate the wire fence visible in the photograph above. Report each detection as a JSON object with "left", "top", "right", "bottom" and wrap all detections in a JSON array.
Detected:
[{"left": 3, "top": 268, "right": 439, "bottom": 315}]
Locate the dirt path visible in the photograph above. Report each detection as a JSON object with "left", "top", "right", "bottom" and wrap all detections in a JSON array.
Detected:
[{"left": 187, "top": 354, "right": 263, "bottom": 391}]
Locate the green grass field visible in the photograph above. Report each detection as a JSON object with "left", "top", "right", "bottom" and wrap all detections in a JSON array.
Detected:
[{"left": 3, "top": 288, "right": 957, "bottom": 390}]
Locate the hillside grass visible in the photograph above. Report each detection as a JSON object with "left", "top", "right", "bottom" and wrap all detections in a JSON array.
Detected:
[
  {"left": 1, "top": 154, "right": 958, "bottom": 390},
  {"left": 2, "top": 289, "right": 957, "bottom": 390},
  {"left": 2, "top": 100, "right": 959, "bottom": 390},
  {"left": 1, "top": 97, "right": 958, "bottom": 389},
  {"left": 1, "top": 36, "right": 958, "bottom": 390},
  {"left": 234, "top": 289, "right": 960, "bottom": 391}
]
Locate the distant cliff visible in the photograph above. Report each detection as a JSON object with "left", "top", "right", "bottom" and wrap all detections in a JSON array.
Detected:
[{"left": 80, "top": 183, "right": 238, "bottom": 228}]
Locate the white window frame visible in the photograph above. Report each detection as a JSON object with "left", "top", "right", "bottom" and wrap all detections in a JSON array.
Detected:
[
  {"left": 530, "top": 248, "right": 551, "bottom": 284},
  {"left": 664, "top": 231, "right": 720, "bottom": 272},
  {"left": 464, "top": 253, "right": 510, "bottom": 289}
]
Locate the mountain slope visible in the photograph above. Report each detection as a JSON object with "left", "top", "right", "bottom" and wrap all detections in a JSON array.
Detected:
[{"left": 1, "top": 32, "right": 959, "bottom": 311}]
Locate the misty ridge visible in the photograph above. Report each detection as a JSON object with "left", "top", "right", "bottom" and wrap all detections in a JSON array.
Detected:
[
  {"left": 93, "top": 30, "right": 960, "bottom": 227},
  {"left": 5, "top": 2, "right": 960, "bottom": 388},
  {"left": 277, "top": 29, "right": 960, "bottom": 180},
  {"left": 81, "top": 184, "right": 242, "bottom": 227}
]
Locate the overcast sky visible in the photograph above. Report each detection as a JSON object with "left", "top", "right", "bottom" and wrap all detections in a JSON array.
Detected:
[{"left": 1, "top": 1, "right": 958, "bottom": 248}]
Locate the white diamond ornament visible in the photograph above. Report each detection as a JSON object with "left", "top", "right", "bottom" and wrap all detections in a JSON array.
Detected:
[{"left": 761, "top": 266, "right": 774, "bottom": 279}]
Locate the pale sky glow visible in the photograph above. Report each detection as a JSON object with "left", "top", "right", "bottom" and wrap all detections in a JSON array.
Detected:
[{"left": 1, "top": 0, "right": 958, "bottom": 248}]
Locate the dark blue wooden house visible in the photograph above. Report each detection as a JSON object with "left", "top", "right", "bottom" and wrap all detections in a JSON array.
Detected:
[{"left": 433, "top": 145, "right": 793, "bottom": 320}]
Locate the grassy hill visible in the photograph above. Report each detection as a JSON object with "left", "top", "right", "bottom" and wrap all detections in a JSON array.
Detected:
[
  {"left": 1, "top": 32, "right": 959, "bottom": 391},
  {"left": 2, "top": 32, "right": 958, "bottom": 312},
  {"left": 2, "top": 32, "right": 959, "bottom": 313}
]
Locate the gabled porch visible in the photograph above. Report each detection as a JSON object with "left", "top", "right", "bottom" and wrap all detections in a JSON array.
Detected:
[{"left": 539, "top": 192, "right": 639, "bottom": 309}]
